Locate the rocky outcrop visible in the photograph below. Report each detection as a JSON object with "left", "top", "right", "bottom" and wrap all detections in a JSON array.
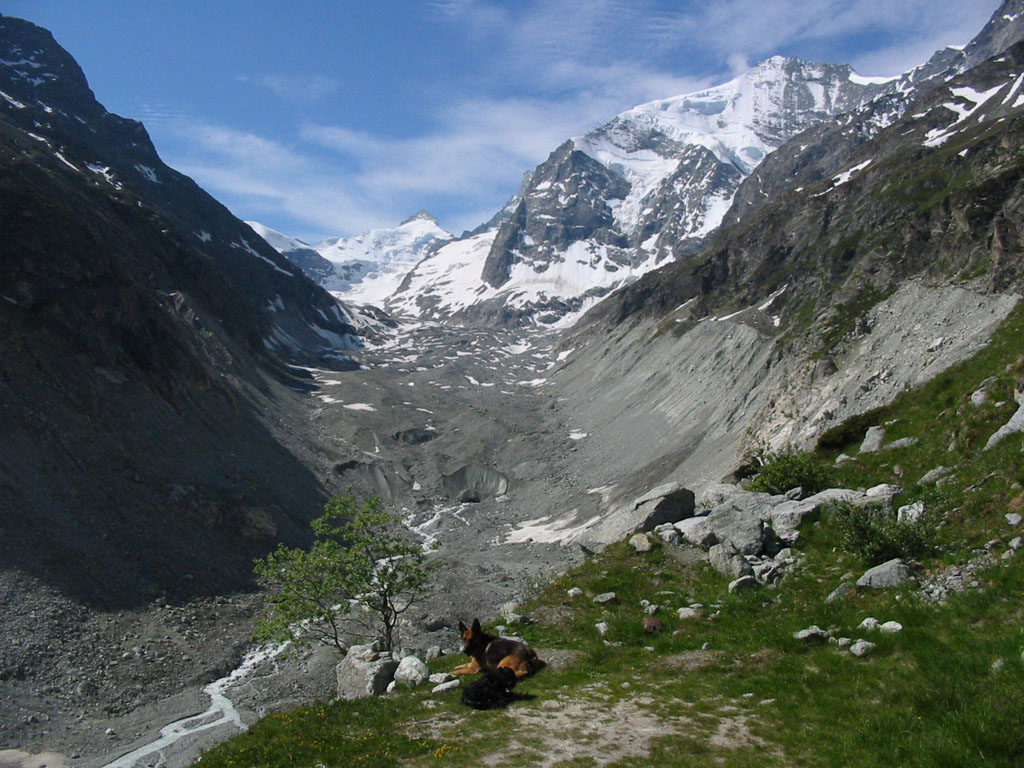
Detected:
[
  {"left": 336, "top": 644, "right": 400, "bottom": 700},
  {"left": 582, "top": 482, "right": 695, "bottom": 546}
]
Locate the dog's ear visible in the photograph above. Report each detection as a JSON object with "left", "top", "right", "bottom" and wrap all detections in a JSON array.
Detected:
[
  {"left": 458, "top": 620, "right": 467, "bottom": 632},
  {"left": 472, "top": 618, "right": 482, "bottom": 633}
]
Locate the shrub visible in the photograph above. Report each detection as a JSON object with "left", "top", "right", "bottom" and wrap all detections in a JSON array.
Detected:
[
  {"left": 748, "top": 451, "right": 833, "bottom": 495},
  {"left": 253, "top": 494, "right": 434, "bottom": 652},
  {"left": 829, "top": 500, "right": 937, "bottom": 564}
]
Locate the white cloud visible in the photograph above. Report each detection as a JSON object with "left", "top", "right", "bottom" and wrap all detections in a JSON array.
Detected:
[
  {"left": 237, "top": 74, "right": 341, "bottom": 101},
  {"left": 150, "top": 118, "right": 394, "bottom": 237},
  {"left": 149, "top": 0, "right": 1002, "bottom": 239}
]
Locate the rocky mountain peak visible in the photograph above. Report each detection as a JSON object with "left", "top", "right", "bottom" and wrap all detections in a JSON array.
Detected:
[
  {"left": 390, "top": 53, "right": 889, "bottom": 327},
  {"left": 961, "top": 0, "right": 1024, "bottom": 68},
  {"left": 0, "top": 14, "right": 97, "bottom": 116},
  {"left": 401, "top": 210, "right": 438, "bottom": 225}
]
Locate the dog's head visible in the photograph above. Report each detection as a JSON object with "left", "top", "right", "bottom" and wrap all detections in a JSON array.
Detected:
[
  {"left": 489, "top": 666, "right": 517, "bottom": 693},
  {"left": 458, "top": 618, "right": 486, "bottom": 655}
]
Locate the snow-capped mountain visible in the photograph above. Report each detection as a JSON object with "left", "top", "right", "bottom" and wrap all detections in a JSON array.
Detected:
[
  {"left": 725, "top": 0, "right": 1024, "bottom": 223},
  {"left": 389, "top": 57, "right": 892, "bottom": 327},
  {"left": 254, "top": 211, "right": 452, "bottom": 306}
]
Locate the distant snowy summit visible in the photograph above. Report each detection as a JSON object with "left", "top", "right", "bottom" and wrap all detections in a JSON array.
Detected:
[
  {"left": 388, "top": 56, "right": 892, "bottom": 327},
  {"left": 247, "top": 212, "right": 452, "bottom": 306}
]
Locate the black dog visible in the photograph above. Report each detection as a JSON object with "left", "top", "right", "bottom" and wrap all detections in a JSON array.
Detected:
[{"left": 460, "top": 666, "right": 518, "bottom": 710}]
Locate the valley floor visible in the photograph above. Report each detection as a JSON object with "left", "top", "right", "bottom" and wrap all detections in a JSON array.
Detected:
[{"left": 0, "top": 317, "right": 611, "bottom": 766}]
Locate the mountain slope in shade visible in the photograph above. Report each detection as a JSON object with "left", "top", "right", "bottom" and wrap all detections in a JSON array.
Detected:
[
  {"left": 0, "top": 13, "right": 366, "bottom": 606},
  {"left": 388, "top": 56, "right": 891, "bottom": 327}
]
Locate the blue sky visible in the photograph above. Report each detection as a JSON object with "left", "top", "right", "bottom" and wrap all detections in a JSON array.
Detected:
[{"left": 4, "top": 0, "right": 1001, "bottom": 240}]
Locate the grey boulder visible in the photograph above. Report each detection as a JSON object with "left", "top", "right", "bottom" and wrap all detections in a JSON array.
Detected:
[
  {"left": 336, "top": 644, "right": 399, "bottom": 700},
  {"left": 584, "top": 482, "right": 695, "bottom": 545},
  {"left": 856, "top": 559, "right": 913, "bottom": 590},
  {"left": 393, "top": 655, "right": 429, "bottom": 687},
  {"left": 709, "top": 542, "right": 754, "bottom": 578}
]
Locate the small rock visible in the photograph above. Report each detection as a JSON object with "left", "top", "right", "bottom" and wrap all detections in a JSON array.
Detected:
[
  {"left": 919, "top": 466, "right": 953, "bottom": 484},
  {"left": 865, "top": 483, "right": 901, "bottom": 499},
  {"left": 425, "top": 645, "right": 442, "bottom": 661},
  {"left": 826, "top": 581, "right": 854, "bottom": 603},
  {"left": 629, "top": 533, "right": 653, "bottom": 553},
  {"left": 567, "top": 587, "right": 584, "bottom": 597},
  {"left": 1007, "top": 513, "right": 1023, "bottom": 528},
  {"left": 709, "top": 542, "right": 755, "bottom": 579},
  {"left": 858, "top": 617, "right": 880, "bottom": 631},
  {"left": 656, "top": 527, "right": 682, "bottom": 544},
  {"left": 970, "top": 388, "right": 989, "bottom": 407},
  {"left": 835, "top": 453, "right": 854, "bottom": 466},
  {"left": 859, "top": 426, "right": 885, "bottom": 453},
  {"left": 991, "top": 658, "right": 1005, "bottom": 673},
  {"left": 849, "top": 640, "right": 876, "bottom": 658},
  {"left": 886, "top": 437, "right": 918, "bottom": 450},
  {"left": 499, "top": 601, "right": 523, "bottom": 623},
  {"left": 897, "top": 501, "right": 925, "bottom": 524},
  {"left": 595, "top": 622, "right": 610, "bottom": 636},
  {"left": 728, "top": 575, "right": 759, "bottom": 593},
  {"left": 676, "top": 607, "right": 699, "bottom": 620},
  {"left": 593, "top": 592, "right": 617, "bottom": 604},
  {"left": 432, "top": 679, "right": 460, "bottom": 693},
  {"left": 394, "top": 655, "right": 429, "bottom": 687},
  {"left": 1010, "top": 537, "right": 1023, "bottom": 551},
  {"left": 644, "top": 603, "right": 660, "bottom": 616},
  {"left": 386, "top": 680, "right": 397, "bottom": 694},
  {"left": 836, "top": 637, "right": 853, "bottom": 648},
  {"left": 784, "top": 487, "right": 804, "bottom": 500},
  {"left": 429, "top": 673, "right": 454, "bottom": 684},
  {"left": 879, "top": 621, "right": 903, "bottom": 634},
  {"left": 701, "top": 642, "right": 712, "bottom": 651},
  {"left": 793, "top": 626, "right": 827, "bottom": 644}
]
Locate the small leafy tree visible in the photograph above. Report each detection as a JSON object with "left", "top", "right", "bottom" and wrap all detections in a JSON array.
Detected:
[{"left": 253, "top": 494, "right": 433, "bottom": 653}]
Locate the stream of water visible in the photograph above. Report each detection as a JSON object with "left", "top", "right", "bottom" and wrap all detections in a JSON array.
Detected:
[{"left": 99, "top": 643, "right": 286, "bottom": 768}]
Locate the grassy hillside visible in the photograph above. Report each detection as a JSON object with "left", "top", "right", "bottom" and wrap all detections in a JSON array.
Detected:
[{"left": 196, "top": 303, "right": 1024, "bottom": 767}]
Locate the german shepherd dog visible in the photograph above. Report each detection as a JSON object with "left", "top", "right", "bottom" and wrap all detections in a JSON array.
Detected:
[
  {"left": 453, "top": 619, "right": 545, "bottom": 679},
  {"left": 461, "top": 666, "right": 518, "bottom": 710}
]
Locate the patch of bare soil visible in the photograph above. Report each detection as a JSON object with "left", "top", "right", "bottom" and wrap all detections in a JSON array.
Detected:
[{"left": 481, "top": 694, "right": 676, "bottom": 767}]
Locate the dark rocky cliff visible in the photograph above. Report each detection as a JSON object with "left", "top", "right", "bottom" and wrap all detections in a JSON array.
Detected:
[{"left": 0, "top": 14, "right": 362, "bottom": 606}]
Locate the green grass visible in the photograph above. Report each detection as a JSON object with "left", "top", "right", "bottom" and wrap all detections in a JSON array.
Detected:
[{"left": 196, "top": 303, "right": 1024, "bottom": 767}]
